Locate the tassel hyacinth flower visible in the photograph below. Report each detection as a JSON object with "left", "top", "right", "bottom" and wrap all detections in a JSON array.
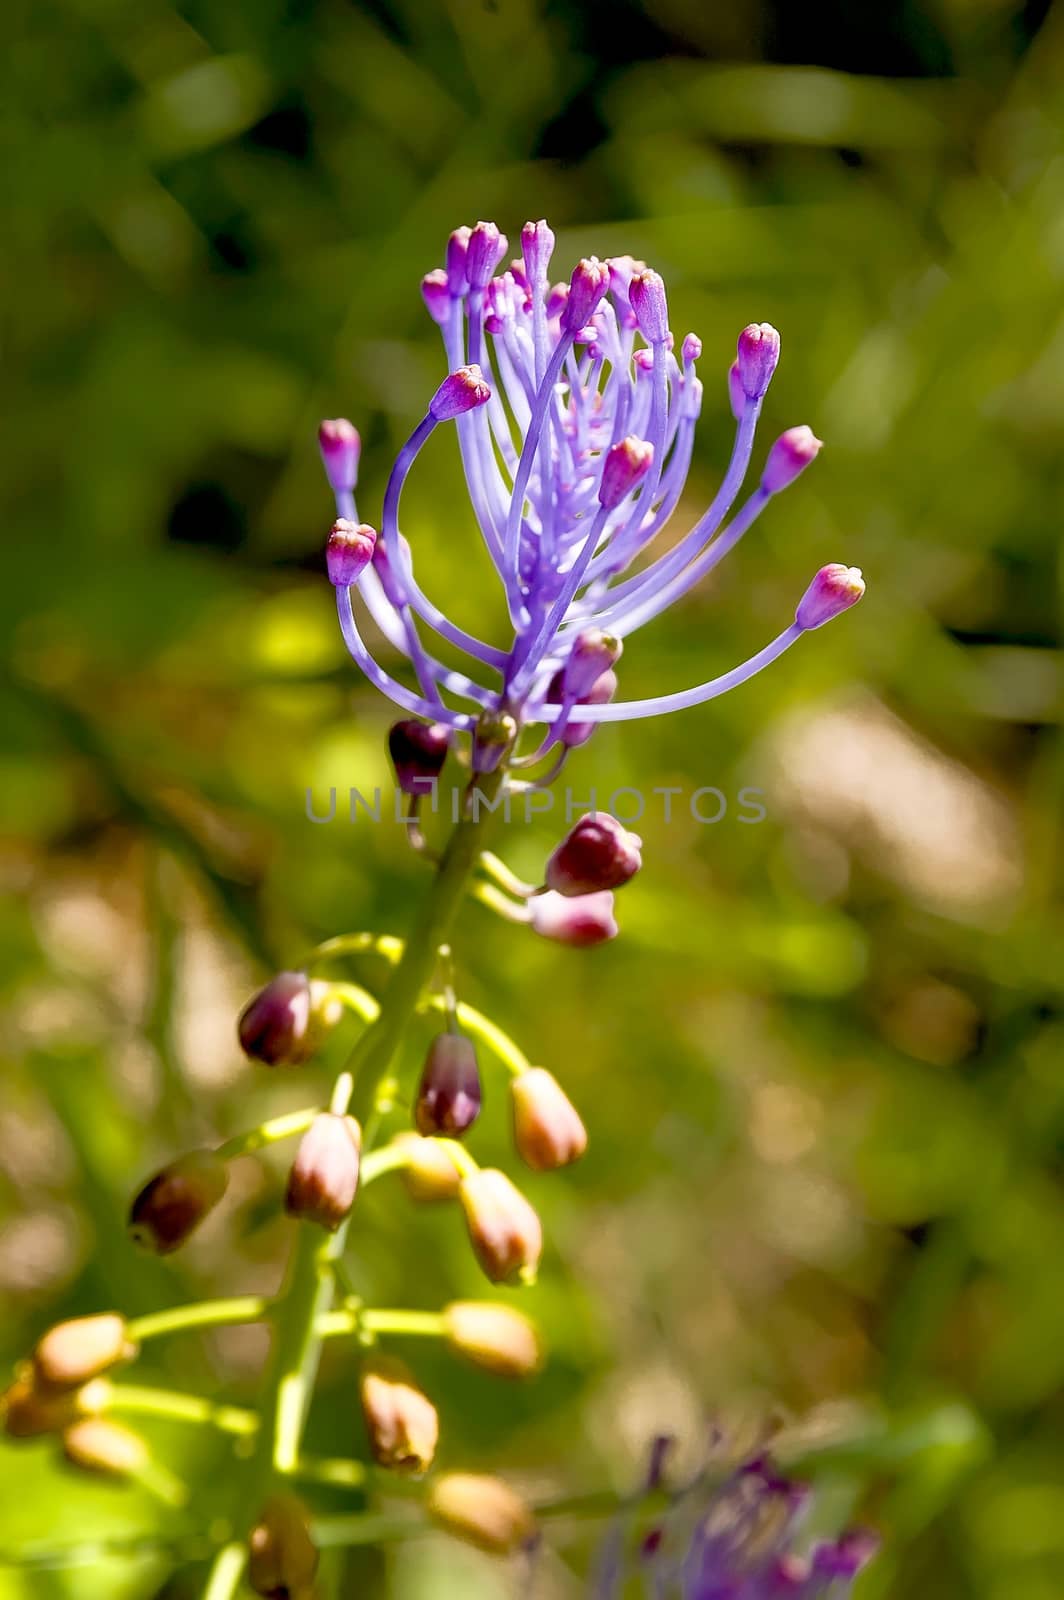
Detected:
[{"left": 324, "top": 218, "right": 863, "bottom": 756}]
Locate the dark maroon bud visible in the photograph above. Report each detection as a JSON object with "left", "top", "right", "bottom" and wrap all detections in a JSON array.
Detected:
[
  {"left": 285, "top": 1113, "right": 362, "bottom": 1231},
  {"left": 128, "top": 1150, "right": 229, "bottom": 1254},
  {"left": 388, "top": 719, "right": 451, "bottom": 796},
  {"left": 415, "top": 1034, "right": 481, "bottom": 1137},
  {"left": 248, "top": 1493, "right": 319, "bottom": 1598},
  {"left": 237, "top": 971, "right": 313, "bottom": 1066},
  {"left": 545, "top": 812, "right": 642, "bottom": 897}
]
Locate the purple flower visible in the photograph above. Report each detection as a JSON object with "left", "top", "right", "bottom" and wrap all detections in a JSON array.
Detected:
[
  {"left": 595, "top": 1443, "right": 878, "bottom": 1600},
  {"left": 318, "top": 220, "right": 863, "bottom": 751}
]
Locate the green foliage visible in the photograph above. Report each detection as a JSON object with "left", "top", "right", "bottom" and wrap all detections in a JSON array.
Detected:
[{"left": 3, "top": 0, "right": 1064, "bottom": 1594}]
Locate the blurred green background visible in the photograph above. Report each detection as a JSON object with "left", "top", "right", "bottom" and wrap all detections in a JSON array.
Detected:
[{"left": 4, "top": 0, "right": 1064, "bottom": 1594}]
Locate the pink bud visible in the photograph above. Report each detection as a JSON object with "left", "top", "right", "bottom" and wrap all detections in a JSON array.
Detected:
[
  {"left": 599, "top": 436, "right": 654, "bottom": 510},
  {"left": 628, "top": 269, "right": 669, "bottom": 345},
  {"left": 795, "top": 564, "right": 865, "bottom": 630},
  {"left": 563, "top": 258, "right": 610, "bottom": 334},
  {"left": 326, "top": 519, "right": 376, "bottom": 587},
  {"left": 736, "top": 323, "right": 781, "bottom": 400},
  {"left": 545, "top": 813, "right": 642, "bottom": 897},
  {"left": 546, "top": 282, "right": 569, "bottom": 321},
  {"left": 511, "top": 1068, "right": 587, "bottom": 1171},
  {"left": 530, "top": 889, "right": 618, "bottom": 947},
  {"left": 682, "top": 332, "right": 702, "bottom": 364},
  {"left": 546, "top": 664, "right": 618, "bottom": 748},
  {"left": 317, "top": 419, "right": 361, "bottom": 494},
  {"left": 421, "top": 268, "right": 451, "bottom": 325},
  {"left": 727, "top": 360, "right": 745, "bottom": 420},
  {"left": 446, "top": 225, "right": 472, "bottom": 294},
  {"left": 761, "top": 426, "right": 823, "bottom": 494},
  {"left": 430, "top": 365, "right": 491, "bottom": 421},
  {"left": 562, "top": 630, "right": 623, "bottom": 700},
  {"left": 633, "top": 348, "right": 654, "bottom": 377},
  {"left": 521, "top": 218, "right": 555, "bottom": 282},
  {"left": 466, "top": 221, "right": 507, "bottom": 290},
  {"left": 285, "top": 1113, "right": 362, "bottom": 1231}
]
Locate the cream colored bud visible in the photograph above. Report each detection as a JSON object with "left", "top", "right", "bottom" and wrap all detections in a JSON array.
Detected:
[
  {"left": 359, "top": 1357, "right": 439, "bottom": 1475},
  {"left": 511, "top": 1068, "right": 587, "bottom": 1171},
  {"left": 62, "top": 1417, "right": 148, "bottom": 1477},
  {"left": 428, "top": 1472, "right": 536, "bottom": 1553},
  {"left": 393, "top": 1133, "right": 462, "bottom": 1202},
  {"left": 33, "top": 1314, "right": 135, "bottom": 1391},
  {"left": 458, "top": 1169, "right": 543, "bottom": 1286},
  {"left": 443, "top": 1301, "right": 542, "bottom": 1378}
]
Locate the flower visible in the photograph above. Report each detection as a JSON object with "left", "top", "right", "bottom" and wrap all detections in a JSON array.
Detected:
[
  {"left": 458, "top": 1168, "right": 542, "bottom": 1285},
  {"left": 359, "top": 1357, "right": 439, "bottom": 1474},
  {"left": 530, "top": 888, "right": 618, "bottom": 946},
  {"left": 428, "top": 1472, "right": 536, "bottom": 1554},
  {"left": 247, "top": 1494, "right": 319, "bottom": 1599},
  {"left": 128, "top": 1149, "right": 229, "bottom": 1254},
  {"left": 545, "top": 812, "right": 642, "bottom": 896},
  {"left": 510, "top": 1067, "right": 588, "bottom": 1170},
  {"left": 594, "top": 1441, "right": 878, "bottom": 1599},
  {"left": 285, "top": 1113, "right": 362, "bottom": 1231},
  {"left": 319, "top": 220, "right": 863, "bottom": 755},
  {"left": 414, "top": 1033, "right": 482, "bottom": 1137},
  {"left": 32, "top": 1314, "right": 134, "bottom": 1390},
  {"left": 442, "top": 1300, "right": 542, "bottom": 1378}
]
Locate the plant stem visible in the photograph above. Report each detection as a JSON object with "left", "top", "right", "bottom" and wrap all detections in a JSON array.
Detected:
[
  {"left": 216, "top": 1107, "right": 320, "bottom": 1161},
  {"left": 128, "top": 1297, "right": 273, "bottom": 1343},
  {"left": 361, "top": 1309, "right": 447, "bottom": 1338},
  {"left": 107, "top": 1384, "right": 258, "bottom": 1437},
  {"left": 201, "top": 769, "right": 505, "bottom": 1597}
]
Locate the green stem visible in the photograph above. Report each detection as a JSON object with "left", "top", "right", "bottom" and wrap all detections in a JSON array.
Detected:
[
  {"left": 203, "top": 1543, "right": 247, "bottom": 1600},
  {"left": 128, "top": 1297, "right": 273, "bottom": 1344},
  {"left": 307, "top": 932, "right": 404, "bottom": 967},
  {"left": 361, "top": 1309, "right": 446, "bottom": 1338},
  {"left": 360, "top": 1142, "right": 417, "bottom": 1186},
  {"left": 216, "top": 1107, "right": 320, "bottom": 1161},
  {"left": 106, "top": 1384, "right": 258, "bottom": 1437},
  {"left": 202, "top": 770, "right": 505, "bottom": 1597}
]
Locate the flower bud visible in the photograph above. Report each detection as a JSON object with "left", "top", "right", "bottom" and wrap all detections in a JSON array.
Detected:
[
  {"left": 428, "top": 1472, "right": 536, "bottom": 1554},
  {"left": 545, "top": 812, "right": 641, "bottom": 897},
  {"left": 546, "top": 281, "right": 568, "bottom": 321},
  {"left": 248, "top": 1493, "right": 319, "bottom": 1599},
  {"left": 459, "top": 1168, "right": 542, "bottom": 1286},
  {"left": 629, "top": 269, "right": 669, "bottom": 345},
  {"left": 430, "top": 365, "right": 491, "bottom": 421},
  {"left": 727, "top": 359, "right": 745, "bottom": 420},
  {"left": 318, "top": 419, "right": 361, "bottom": 494},
  {"left": 521, "top": 218, "right": 555, "bottom": 283},
  {"left": 472, "top": 709, "right": 517, "bottom": 773},
  {"left": 511, "top": 1068, "right": 588, "bottom": 1171},
  {"left": 795, "top": 564, "right": 865, "bottom": 630},
  {"left": 129, "top": 1149, "right": 229, "bottom": 1254},
  {"left": 811, "top": 1529, "right": 880, "bottom": 1581},
  {"left": 736, "top": 322, "right": 781, "bottom": 400},
  {"left": 421, "top": 267, "right": 451, "bottom": 325},
  {"left": 360, "top": 1356, "right": 439, "bottom": 1474},
  {"left": 530, "top": 889, "right": 618, "bottom": 947},
  {"left": 33, "top": 1314, "right": 134, "bottom": 1392},
  {"left": 238, "top": 971, "right": 313, "bottom": 1066},
  {"left": 62, "top": 1418, "right": 148, "bottom": 1478},
  {"left": 445, "top": 225, "right": 472, "bottom": 294},
  {"left": 599, "top": 437, "right": 654, "bottom": 511},
  {"left": 466, "top": 221, "right": 507, "bottom": 290},
  {"left": 388, "top": 718, "right": 451, "bottom": 796},
  {"left": 682, "top": 332, "right": 702, "bottom": 364},
  {"left": 563, "top": 631, "right": 623, "bottom": 702},
  {"left": 415, "top": 1033, "right": 481, "bottom": 1137},
  {"left": 326, "top": 518, "right": 376, "bottom": 587},
  {"left": 547, "top": 664, "right": 618, "bottom": 748},
  {"left": 563, "top": 258, "right": 610, "bottom": 334},
  {"left": 392, "top": 1132, "right": 462, "bottom": 1202},
  {"left": 2, "top": 1374, "right": 107, "bottom": 1439},
  {"left": 761, "top": 425, "right": 822, "bottom": 495},
  {"left": 285, "top": 1113, "right": 362, "bottom": 1231},
  {"left": 443, "top": 1301, "right": 542, "bottom": 1378}
]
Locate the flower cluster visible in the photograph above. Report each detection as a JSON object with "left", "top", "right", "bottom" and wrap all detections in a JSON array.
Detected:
[
  {"left": 321, "top": 217, "right": 863, "bottom": 750},
  {"left": 595, "top": 1436, "right": 878, "bottom": 1599}
]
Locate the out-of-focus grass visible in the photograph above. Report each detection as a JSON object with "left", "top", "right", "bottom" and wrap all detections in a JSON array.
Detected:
[{"left": 3, "top": 1, "right": 1064, "bottom": 1595}]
